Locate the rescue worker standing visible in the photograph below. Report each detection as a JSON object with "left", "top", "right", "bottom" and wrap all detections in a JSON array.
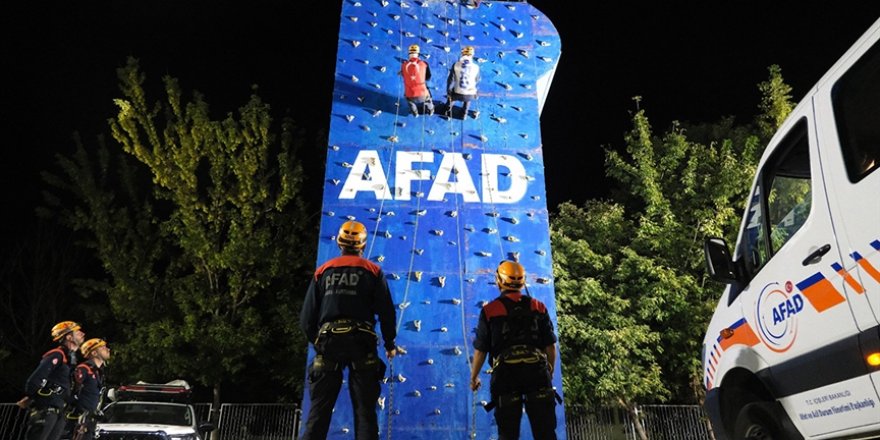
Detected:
[
  {"left": 445, "top": 45, "right": 481, "bottom": 119},
  {"left": 17, "top": 321, "right": 86, "bottom": 440},
  {"left": 67, "top": 338, "right": 110, "bottom": 440},
  {"left": 470, "top": 261, "right": 558, "bottom": 440},
  {"left": 400, "top": 44, "right": 434, "bottom": 117},
  {"left": 300, "top": 220, "right": 397, "bottom": 440}
]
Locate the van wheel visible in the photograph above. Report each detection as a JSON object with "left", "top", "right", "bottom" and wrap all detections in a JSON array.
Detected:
[{"left": 733, "top": 402, "right": 783, "bottom": 440}]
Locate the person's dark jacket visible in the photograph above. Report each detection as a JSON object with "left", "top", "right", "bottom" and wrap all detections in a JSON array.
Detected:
[
  {"left": 300, "top": 255, "right": 397, "bottom": 350},
  {"left": 24, "top": 346, "right": 75, "bottom": 408},
  {"left": 72, "top": 359, "right": 104, "bottom": 414}
]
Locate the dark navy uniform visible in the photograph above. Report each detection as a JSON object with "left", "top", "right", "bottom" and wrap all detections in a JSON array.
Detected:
[
  {"left": 68, "top": 360, "right": 104, "bottom": 440},
  {"left": 474, "top": 292, "right": 558, "bottom": 440},
  {"left": 300, "top": 254, "right": 397, "bottom": 440},
  {"left": 23, "top": 346, "right": 76, "bottom": 440}
]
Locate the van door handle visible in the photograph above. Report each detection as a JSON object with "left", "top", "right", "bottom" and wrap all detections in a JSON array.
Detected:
[{"left": 802, "top": 244, "right": 831, "bottom": 266}]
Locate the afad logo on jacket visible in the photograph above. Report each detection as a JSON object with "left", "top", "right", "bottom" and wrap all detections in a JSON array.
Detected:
[{"left": 755, "top": 281, "right": 804, "bottom": 353}]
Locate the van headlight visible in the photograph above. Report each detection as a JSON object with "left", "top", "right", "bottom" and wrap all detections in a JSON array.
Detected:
[{"left": 169, "top": 435, "right": 197, "bottom": 440}]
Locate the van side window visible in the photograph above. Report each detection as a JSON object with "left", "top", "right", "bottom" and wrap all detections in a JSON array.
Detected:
[
  {"left": 832, "top": 42, "right": 879, "bottom": 182},
  {"left": 739, "top": 119, "right": 811, "bottom": 281}
]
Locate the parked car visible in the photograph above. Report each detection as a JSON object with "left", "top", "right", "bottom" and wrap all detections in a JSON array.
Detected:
[{"left": 96, "top": 380, "right": 215, "bottom": 440}]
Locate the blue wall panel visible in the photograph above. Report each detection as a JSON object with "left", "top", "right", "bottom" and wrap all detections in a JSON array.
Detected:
[{"left": 304, "top": 1, "right": 564, "bottom": 438}]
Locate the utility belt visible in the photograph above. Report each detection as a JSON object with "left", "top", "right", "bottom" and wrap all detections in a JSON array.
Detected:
[
  {"left": 311, "top": 352, "right": 383, "bottom": 373},
  {"left": 28, "top": 406, "right": 62, "bottom": 419},
  {"left": 483, "top": 387, "right": 562, "bottom": 412},
  {"left": 36, "top": 384, "right": 64, "bottom": 397},
  {"left": 317, "top": 319, "right": 377, "bottom": 342},
  {"left": 491, "top": 345, "right": 547, "bottom": 370}
]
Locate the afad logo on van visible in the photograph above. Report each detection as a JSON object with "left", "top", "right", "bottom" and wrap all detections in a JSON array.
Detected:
[{"left": 755, "top": 282, "right": 805, "bottom": 353}]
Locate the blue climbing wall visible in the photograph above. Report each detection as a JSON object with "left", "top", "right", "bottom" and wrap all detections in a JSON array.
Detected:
[{"left": 303, "top": 1, "right": 564, "bottom": 438}]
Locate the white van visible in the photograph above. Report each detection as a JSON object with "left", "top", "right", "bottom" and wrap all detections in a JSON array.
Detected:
[{"left": 702, "top": 18, "right": 880, "bottom": 440}]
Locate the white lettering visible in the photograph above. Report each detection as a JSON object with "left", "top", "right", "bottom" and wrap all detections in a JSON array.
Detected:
[
  {"left": 395, "top": 151, "right": 434, "bottom": 200},
  {"left": 481, "top": 154, "right": 528, "bottom": 203},
  {"left": 339, "top": 150, "right": 392, "bottom": 200},
  {"left": 337, "top": 151, "right": 529, "bottom": 203},
  {"left": 428, "top": 153, "right": 480, "bottom": 202}
]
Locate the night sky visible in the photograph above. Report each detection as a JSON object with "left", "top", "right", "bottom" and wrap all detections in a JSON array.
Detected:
[{"left": 3, "top": 2, "right": 879, "bottom": 234}]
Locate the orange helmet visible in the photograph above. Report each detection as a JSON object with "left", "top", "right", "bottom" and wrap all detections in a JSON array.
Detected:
[
  {"left": 496, "top": 261, "right": 525, "bottom": 291},
  {"left": 80, "top": 338, "right": 107, "bottom": 357},
  {"left": 337, "top": 220, "right": 367, "bottom": 251},
  {"left": 51, "top": 321, "right": 81, "bottom": 342},
  {"left": 461, "top": 46, "right": 475, "bottom": 57}
]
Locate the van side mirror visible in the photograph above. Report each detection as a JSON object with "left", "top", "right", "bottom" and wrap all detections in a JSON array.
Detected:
[
  {"left": 704, "top": 237, "right": 739, "bottom": 284},
  {"left": 199, "top": 421, "right": 216, "bottom": 433}
]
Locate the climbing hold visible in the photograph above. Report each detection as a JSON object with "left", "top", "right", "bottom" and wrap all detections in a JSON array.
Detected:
[{"left": 438, "top": 276, "right": 447, "bottom": 287}]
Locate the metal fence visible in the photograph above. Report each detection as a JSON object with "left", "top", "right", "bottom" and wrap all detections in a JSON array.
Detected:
[
  {"left": 564, "top": 405, "right": 712, "bottom": 440},
  {"left": 0, "top": 403, "right": 28, "bottom": 440},
  {"left": 214, "top": 403, "right": 300, "bottom": 440},
  {"left": 1, "top": 402, "right": 711, "bottom": 439}
]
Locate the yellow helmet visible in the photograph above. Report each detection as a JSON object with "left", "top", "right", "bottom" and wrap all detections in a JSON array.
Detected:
[
  {"left": 80, "top": 338, "right": 107, "bottom": 357},
  {"left": 461, "top": 46, "right": 475, "bottom": 57},
  {"left": 51, "top": 321, "right": 81, "bottom": 342},
  {"left": 496, "top": 261, "right": 525, "bottom": 291},
  {"left": 337, "top": 220, "right": 367, "bottom": 251},
  {"left": 408, "top": 44, "right": 420, "bottom": 55}
]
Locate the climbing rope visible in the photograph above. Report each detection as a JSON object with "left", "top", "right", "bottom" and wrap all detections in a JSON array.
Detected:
[{"left": 383, "top": 3, "right": 437, "bottom": 438}]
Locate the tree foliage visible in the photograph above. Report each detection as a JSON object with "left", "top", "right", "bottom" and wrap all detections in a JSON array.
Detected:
[
  {"left": 551, "top": 67, "right": 794, "bottom": 431},
  {"left": 40, "top": 57, "right": 316, "bottom": 405}
]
